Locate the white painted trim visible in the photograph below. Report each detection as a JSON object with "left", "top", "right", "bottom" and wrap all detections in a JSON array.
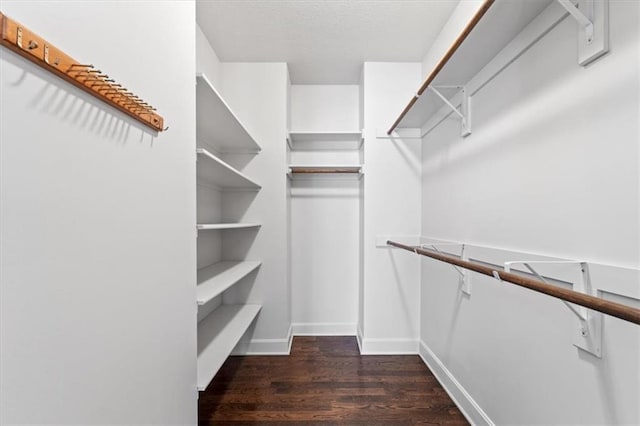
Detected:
[
  {"left": 291, "top": 322, "right": 357, "bottom": 336},
  {"left": 419, "top": 341, "right": 494, "bottom": 426},
  {"left": 356, "top": 325, "right": 364, "bottom": 354},
  {"left": 359, "top": 337, "right": 419, "bottom": 355},
  {"left": 232, "top": 325, "right": 293, "bottom": 355}
]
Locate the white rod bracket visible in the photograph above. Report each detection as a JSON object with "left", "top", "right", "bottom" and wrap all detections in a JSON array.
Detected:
[
  {"left": 504, "top": 260, "right": 602, "bottom": 358},
  {"left": 427, "top": 85, "right": 471, "bottom": 137},
  {"left": 557, "top": 0, "right": 594, "bottom": 42},
  {"left": 556, "top": 0, "right": 609, "bottom": 66},
  {"left": 421, "top": 243, "right": 471, "bottom": 295}
]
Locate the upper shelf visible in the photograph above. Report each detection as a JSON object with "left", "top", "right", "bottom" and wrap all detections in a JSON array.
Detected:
[
  {"left": 196, "top": 73, "right": 261, "bottom": 153},
  {"left": 389, "top": 0, "right": 553, "bottom": 132},
  {"left": 196, "top": 148, "right": 261, "bottom": 190},
  {"left": 287, "top": 131, "right": 363, "bottom": 151}
]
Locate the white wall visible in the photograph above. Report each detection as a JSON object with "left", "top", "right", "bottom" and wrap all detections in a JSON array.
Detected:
[
  {"left": 361, "top": 63, "right": 422, "bottom": 353},
  {"left": 289, "top": 85, "right": 361, "bottom": 334},
  {"left": 0, "top": 2, "right": 197, "bottom": 424},
  {"left": 420, "top": 1, "right": 640, "bottom": 424},
  {"left": 290, "top": 85, "right": 360, "bottom": 132}
]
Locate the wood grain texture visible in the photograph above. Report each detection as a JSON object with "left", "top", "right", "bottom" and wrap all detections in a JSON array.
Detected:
[
  {"left": 388, "top": 240, "right": 640, "bottom": 326},
  {"left": 0, "top": 11, "right": 165, "bottom": 132},
  {"left": 387, "top": 0, "right": 495, "bottom": 134},
  {"left": 199, "top": 336, "right": 468, "bottom": 425}
]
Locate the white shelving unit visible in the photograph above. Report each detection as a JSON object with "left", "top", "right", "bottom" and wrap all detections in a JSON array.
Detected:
[
  {"left": 197, "top": 223, "right": 261, "bottom": 231},
  {"left": 196, "top": 73, "right": 261, "bottom": 153},
  {"left": 287, "top": 129, "right": 364, "bottom": 179},
  {"left": 287, "top": 130, "right": 363, "bottom": 150},
  {"left": 195, "top": 69, "right": 262, "bottom": 389},
  {"left": 197, "top": 261, "right": 261, "bottom": 306},
  {"left": 197, "top": 149, "right": 261, "bottom": 190},
  {"left": 197, "top": 304, "right": 262, "bottom": 390}
]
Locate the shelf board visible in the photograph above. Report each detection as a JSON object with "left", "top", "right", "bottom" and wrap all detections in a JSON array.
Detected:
[
  {"left": 197, "top": 261, "right": 261, "bottom": 306},
  {"left": 287, "top": 131, "right": 363, "bottom": 151},
  {"left": 196, "top": 149, "right": 261, "bottom": 190},
  {"left": 396, "top": 0, "right": 553, "bottom": 129},
  {"left": 289, "top": 165, "right": 362, "bottom": 174},
  {"left": 197, "top": 304, "right": 261, "bottom": 390},
  {"left": 196, "top": 73, "right": 261, "bottom": 153},
  {"left": 197, "top": 223, "right": 261, "bottom": 231}
]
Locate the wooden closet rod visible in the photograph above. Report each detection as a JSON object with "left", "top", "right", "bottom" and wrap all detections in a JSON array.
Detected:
[
  {"left": 386, "top": 0, "right": 495, "bottom": 135},
  {"left": 290, "top": 167, "right": 361, "bottom": 174},
  {"left": 0, "top": 11, "right": 166, "bottom": 132},
  {"left": 387, "top": 240, "right": 640, "bottom": 326}
]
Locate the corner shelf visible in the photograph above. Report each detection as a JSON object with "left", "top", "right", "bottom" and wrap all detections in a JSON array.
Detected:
[
  {"left": 196, "top": 73, "right": 261, "bottom": 153},
  {"left": 196, "top": 148, "right": 261, "bottom": 190},
  {"left": 287, "top": 130, "right": 363, "bottom": 150},
  {"left": 197, "top": 223, "right": 261, "bottom": 231},
  {"left": 197, "top": 261, "right": 261, "bottom": 306},
  {"left": 197, "top": 304, "right": 262, "bottom": 390}
]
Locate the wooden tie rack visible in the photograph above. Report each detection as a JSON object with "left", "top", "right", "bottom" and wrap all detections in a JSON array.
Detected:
[{"left": 0, "top": 11, "right": 166, "bottom": 132}]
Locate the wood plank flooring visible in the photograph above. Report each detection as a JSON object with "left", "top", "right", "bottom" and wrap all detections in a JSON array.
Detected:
[{"left": 199, "top": 336, "right": 468, "bottom": 425}]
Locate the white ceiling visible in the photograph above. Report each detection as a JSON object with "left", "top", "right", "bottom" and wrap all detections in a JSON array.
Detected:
[{"left": 196, "top": 0, "right": 460, "bottom": 84}]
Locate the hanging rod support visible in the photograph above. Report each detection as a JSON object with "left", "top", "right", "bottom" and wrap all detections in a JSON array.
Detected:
[
  {"left": 556, "top": 0, "right": 594, "bottom": 43},
  {"left": 421, "top": 244, "right": 465, "bottom": 278},
  {"left": 427, "top": 85, "right": 471, "bottom": 137},
  {"left": 428, "top": 86, "right": 464, "bottom": 120},
  {"left": 422, "top": 243, "right": 471, "bottom": 295},
  {"left": 504, "top": 261, "right": 588, "bottom": 322},
  {"left": 504, "top": 259, "right": 601, "bottom": 357}
]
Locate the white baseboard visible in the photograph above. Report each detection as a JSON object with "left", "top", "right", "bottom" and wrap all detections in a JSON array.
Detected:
[
  {"left": 419, "top": 340, "right": 493, "bottom": 426},
  {"left": 232, "top": 325, "right": 293, "bottom": 355},
  {"left": 359, "top": 337, "right": 419, "bottom": 355},
  {"left": 291, "top": 322, "right": 357, "bottom": 336},
  {"left": 356, "top": 325, "right": 364, "bottom": 353}
]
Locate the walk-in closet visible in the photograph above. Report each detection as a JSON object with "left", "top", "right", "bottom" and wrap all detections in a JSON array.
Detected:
[{"left": 1, "top": 0, "right": 638, "bottom": 425}]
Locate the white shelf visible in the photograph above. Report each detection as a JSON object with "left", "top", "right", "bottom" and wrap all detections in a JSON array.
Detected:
[
  {"left": 397, "top": 0, "right": 553, "bottom": 129},
  {"left": 288, "top": 131, "right": 362, "bottom": 142},
  {"left": 196, "top": 73, "right": 261, "bottom": 153},
  {"left": 197, "top": 223, "right": 261, "bottom": 231},
  {"left": 196, "top": 149, "right": 261, "bottom": 190},
  {"left": 287, "top": 130, "right": 363, "bottom": 151},
  {"left": 197, "top": 304, "right": 261, "bottom": 390},
  {"left": 197, "top": 261, "right": 261, "bottom": 306}
]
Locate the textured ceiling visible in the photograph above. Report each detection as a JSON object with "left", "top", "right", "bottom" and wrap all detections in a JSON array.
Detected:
[{"left": 196, "top": 0, "right": 459, "bottom": 84}]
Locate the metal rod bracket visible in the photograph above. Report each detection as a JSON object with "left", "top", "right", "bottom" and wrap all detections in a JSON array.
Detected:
[
  {"left": 427, "top": 85, "right": 471, "bottom": 137},
  {"left": 504, "top": 260, "right": 602, "bottom": 358},
  {"left": 556, "top": 0, "right": 609, "bottom": 66},
  {"left": 421, "top": 243, "right": 471, "bottom": 295}
]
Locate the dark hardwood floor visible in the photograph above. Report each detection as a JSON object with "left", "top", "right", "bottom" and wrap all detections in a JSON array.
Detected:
[{"left": 199, "top": 336, "right": 468, "bottom": 425}]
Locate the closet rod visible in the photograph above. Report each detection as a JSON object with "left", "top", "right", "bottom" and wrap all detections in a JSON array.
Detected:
[
  {"left": 386, "top": 0, "right": 495, "bottom": 135},
  {"left": 387, "top": 240, "right": 640, "bottom": 326}
]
